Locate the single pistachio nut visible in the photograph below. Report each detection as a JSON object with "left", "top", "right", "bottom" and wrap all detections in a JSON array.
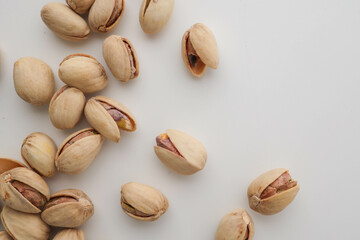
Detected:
[
  {"left": 54, "top": 229, "right": 85, "bottom": 240},
  {"left": 41, "top": 2, "right": 90, "bottom": 41},
  {"left": 21, "top": 132, "right": 57, "bottom": 178},
  {"left": 89, "top": 0, "right": 124, "bottom": 33},
  {"left": 0, "top": 231, "right": 12, "bottom": 240},
  {"left": 67, "top": 0, "right": 95, "bottom": 14},
  {"left": 58, "top": 54, "right": 108, "bottom": 94},
  {"left": 103, "top": 35, "right": 139, "bottom": 82},
  {"left": 154, "top": 129, "right": 207, "bottom": 175},
  {"left": 139, "top": 0, "right": 174, "bottom": 34},
  {"left": 248, "top": 168, "right": 300, "bottom": 215},
  {"left": 181, "top": 23, "right": 219, "bottom": 77},
  {"left": 0, "top": 158, "right": 26, "bottom": 175},
  {"left": 1, "top": 206, "right": 50, "bottom": 240},
  {"left": 84, "top": 96, "right": 137, "bottom": 142},
  {"left": 55, "top": 128, "right": 104, "bottom": 174},
  {"left": 41, "top": 189, "right": 94, "bottom": 227},
  {"left": 13, "top": 57, "right": 54, "bottom": 105},
  {"left": 121, "top": 182, "right": 169, "bottom": 221},
  {"left": 49, "top": 85, "right": 86, "bottom": 129},
  {"left": 215, "top": 208, "right": 255, "bottom": 240}
]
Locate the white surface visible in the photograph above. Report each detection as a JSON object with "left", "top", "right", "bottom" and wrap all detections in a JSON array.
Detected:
[{"left": 0, "top": 0, "right": 359, "bottom": 239}]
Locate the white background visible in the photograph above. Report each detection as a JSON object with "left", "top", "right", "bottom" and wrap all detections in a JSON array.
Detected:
[{"left": 0, "top": 0, "right": 359, "bottom": 239}]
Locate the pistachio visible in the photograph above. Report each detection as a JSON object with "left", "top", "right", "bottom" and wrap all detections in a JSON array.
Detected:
[
  {"left": 21, "top": 132, "right": 57, "bottom": 178},
  {"left": 49, "top": 85, "right": 86, "bottom": 129},
  {"left": 55, "top": 128, "right": 104, "bottom": 174},
  {"left": 139, "top": 0, "right": 174, "bottom": 34},
  {"left": 103, "top": 35, "right": 139, "bottom": 82},
  {"left": 248, "top": 168, "right": 300, "bottom": 215},
  {"left": 121, "top": 182, "right": 169, "bottom": 221},
  {"left": 13, "top": 57, "right": 54, "bottom": 105},
  {"left": 154, "top": 129, "right": 207, "bottom": 175},
  {"left": 1, "top": 206, "right": 50, "bottom": 240},
  {"left": 41, "top": 3, "right": 90, "bottom": 41},
  {"left": 215, "top": 208, "right": 255, "bottom": 240},
  {"left": 0, "top": 158, "right": 26, "bottom": 175},
  {"left": 89, "top": 0, "right": 124, "bottom": 33},
  {"left": 58, "top": 54, "right": 108, "bottom": 93},
  {"left": 0, "top": 231, "right": 12, "bottom": 240},
  {"left": 181, "top": 23, "right": 219, "bottom": 77},
  {"left": 41, "top": 189, "right": 94, "bottom": 227},
  {"left": 67, "top": 0, "right": 95, "bottom": 14},
  {"left": 84, "top": 96, "right": 137, "bottom": 142},
  {"left": 54, "top": 229, "right": 85, "bottom": 240}
]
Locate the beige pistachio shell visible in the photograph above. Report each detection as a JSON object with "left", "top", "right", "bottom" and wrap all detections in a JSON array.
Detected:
[
  {"left": 0, "top": 231, "right": 12, "bottom": 240},
  {"left": 41, "top": 189, "right": 94, "bottom": 227},
  {"left": 89, "top": 0, "right": 124, "bottom": 33},
  {"left": 41, "top": 3, "right": 90, "bottom": 41},
  {"left": 54, "top": 229, "right": 85, "bottom": 240},
  {"left": 0, "top": 158, "right": 26, "bottom": 175},
  {"left": 49, "top": 85, "right": 86, "bottom": 129},
  {"left": 21, "top": 132, "right": 57, "bottom": 177},
  {"left": 215, "top": 208, "right": 255, "bottom": 240},
  {"left": 59, "top": 54, "right": 108, "bottom": 93},
  {"left": 84, "top": 96, "right": 137, "bottom": 142},
  {"left": 139, "top": 0, "right": 174, "bottom": 34},
  {"left": 103, "top": 35, "right": 139, "bottom": 82},
  {"left": 13, "top": 57, "right": 54, "bottom": 105},
  {"left": 121, "top": 182, "right": 169, "bottom": 221},
  {"left": 247, "top": 168, "right": 300, "bottom": 215},
  {"left": 67, "top": 0, "right": 95, "bottom": 14}
]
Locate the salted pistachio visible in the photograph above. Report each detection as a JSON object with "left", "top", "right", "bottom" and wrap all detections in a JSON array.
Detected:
[
  {"left": 67, "top": 0, "right": 95, "bottom": 14},
  {"left": 59, "top": 54, "right": 108, "bottom": 93},
  {"left": 0, "top": 231, "right": 12, "bottom": 240},
  {"left": 1, "top": 206, "right": 50, "bottom": 240},
  {"left": 55, "top": 128, "right": 104, "bottom": 174},
  {"left": 121, "top": 182, "right": 169, "bottom": 221},
  {"left": 0, "top": 167, "right": 50, "bottom": 213},
  {"left": 13, "top": 57, "right": 54, "bottom": 105},
  {"left": 41, "top": 3, "right": 90, "bottom": 41},
  {"left": 49, "top": 85, "right": 86, "bottom": 129},
  {"left": 54, "top": 229, "right": 85, "bottom": 240},
  {"left": 84, "top": 96, "right": 136, "bottom": 142},
  {"left": 248, "top": 168, "right": 300, "bottom": 215},
  {"left": 154, "top": 129, "right": 207, "bottom": 175},
  {"left": 103, "top": 35, "right": 139, "bottom": 82},
  {"left": 181, "top": 23, "right": 219, "bottom": 77},
  {"left": 0, "top": 158, "right": 26, "bottom": 175},
  {"left": 89, "top": 0, "right": 125, "bottom": 33},
  {"left": 41, "top": 189, "right": 94, "bottom": 227},
  {"left": 21, "top": 132, "right": 57, "bottom": 178},
  {"left": 215, "top": 208, "right": 255, "bottom": 240},
  {"left": 139, "top": 0, "right": 174, "bottom": 34}
]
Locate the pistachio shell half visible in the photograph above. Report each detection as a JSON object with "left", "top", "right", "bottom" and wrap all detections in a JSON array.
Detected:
[
  {"left": 0, "top": 158, "right": 26, "bottom": 175},
  {"left": 67, "top": 0, "right": 95, "bottom": 14},
  {"left": 0, "top": 231, "right": 12, "bottom": 240},
  {"left": 139, "top": 0, "right": 174, "bottom": 34},
  {"left": 89, "top": 0, "right": 124, "bottom": 33},
  {"left": 121, "top": 182, "right": 169, "bottom": 221},
  {"left": 54, "top": 229, "right": 85, "bottom": 240},
  {"left": 248, "top": 168, "right": 300, "bottom": 215}
]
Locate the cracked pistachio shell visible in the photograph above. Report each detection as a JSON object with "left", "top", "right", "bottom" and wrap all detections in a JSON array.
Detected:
[
  {"left": 84, "top": 96, "right": 137, "bottom": 142},
  {"left": 247, "top": 168, "right": 300, "bottom": 215},
  {"left": 154, "top": 129, "right": 207, "bottom": 175},
  {"left": 54, "top": 229, "right": 85, "bottom": 240},
  {"left": 41, "top": 3, "right": 90, "bottom": 41},
  {"left": 41, "top": 189, "right": 94, "bottom": 227},
  {"left": 49, "top": 85, "right": 86, "bottom": 129},
  {"left": 121, "top": 182, "right": 169, "bottom": 221},
  {"left": 59, "top": 54, "right": 108, "bottom": 93},
  {"left": 0, "top": 167, "right": 50, "bottom": 213},
  {"left": 1, "top": 206, "right": 50, "bottom": 240},
  {"left": 0, "top": 158, "right": 26, "bottom": 175},
  {"left": 89, "top": 0, "right": 125, "bottom": 33},
  {"left": 181, "top": 23, "right": 219, "bottom": 77},
  {"left": 21, "top": 132, "right": 57, "bottom": 178},
  {"left": 139, "top": 0, "right": 174, "bottom": 34},
  {"left": 13, "top": 57, "right": 54, "bottom": 105},
  {"left": 67, "top": 0, "right": 95, "bottom": 14},
  {"left": 0, "top": 231, "right": 12, "bottom": 240},
  {"left": 55, "top": 128, "right": 104, "bottom": 174},
  {"left": 215, "top": 208, "right": 255, "bottom": 240},
  {"left": 103, "top": 35, "right": 139, "bottom": 82}
]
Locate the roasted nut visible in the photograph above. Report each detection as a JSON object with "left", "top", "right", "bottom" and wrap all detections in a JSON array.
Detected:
[
  {"left": 0, "top": 158, "right": 26, "bottom": 175},
  {"left": 54, "top": 229, "right": 85, "bottom": 240},
  {"left": 84, "top": 96, "right": 137, "bottom": 142},
  {"left": 13, "top": 57, "right": 54, "bottom": 105},
  {"left": 0, "top": 231, "right": 12, "bottom": 240},
  {"left": 41, "top": 3, "right": 90, "bottom": 41},
  {"left": 55, "top": 128, "right": 104, "bottom": 174},
  {"left": 139, "top": 0, "right": 174, "bottom": 34},
  {"left": 67, "top": 0, "right": 95, "bottom": 14},
  {"left": 89, "top": 0, "right": 124, "bottom": 33},
  {"left": 215, "top": 208, "right": 255, "bottom": 240},
  {"left": 154, "top": 129, "right": 207, "bottom": 175},
  {"left": 103, "top": 35, "right": 139, "bottom": 82},
  {"left": 58, "top": 54, "right": 108, "bottom": 93},
  {"left": 21, "top": 132, "right": 57, "bottom": 177},
  {"left": 121, "top": 182, "right": 169, "bottom": 221},
  {"left": 181, "top": 23, "right": 219, "bottom": 77},
  {"left": 49, "top": 85, "right": 86, "bottom": 129},
  {"left": 41, "top": 189, "right": 94, "bottom": 227},
  {"left": 248, "top": 168, "right": 300, "bottom": 215}
]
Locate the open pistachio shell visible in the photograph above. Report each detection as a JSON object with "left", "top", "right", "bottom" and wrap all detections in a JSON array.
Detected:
[
  {"left": 0, "top": 231, "right": 12, "bottom": 240},
  {"left": 139, "top": 0, "right": 174, "bottom": 34},
  {"left": 67, "top": 0, "right": 95, "bottom": 14},
  {"left": 54, "top": 229, "right": 85, "bottom": 240},
  {"left": 0, "top": 158, "right": 26, "bottom": 175},
  {"left": 89, "top": 0, "right": 125, "bottom": 33}
]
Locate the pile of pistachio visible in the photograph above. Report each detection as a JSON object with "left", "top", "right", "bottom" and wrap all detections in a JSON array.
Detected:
[{"left": 0, "top": 0, "right": 300, "bottom": 239}]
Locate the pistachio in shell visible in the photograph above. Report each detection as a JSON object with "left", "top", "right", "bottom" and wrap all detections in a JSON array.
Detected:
[
  {"left": 53, "top": 228, "right": 85, "bottom": 240},
  {"left": 0, "top": 231, "right": 12, "bottom": 240},
  {"left": 67, "top": 0, "right": 95, "bottom": 14},
  {"left": 89, "top": 0, "right": 124, "bottom": 33},
  {"left": 0, "top": 158, "right": 26, "bottom": 175},
  {"left": 139, "top": 0, "right": 174, "bottom": 34},
  {"left": 154, "top": 129, "right": 207, "bottom": 175}
]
